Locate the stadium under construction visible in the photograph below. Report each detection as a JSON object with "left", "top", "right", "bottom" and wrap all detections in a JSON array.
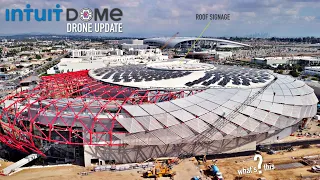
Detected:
[{"left": 0, "top": 60, "right": 318, "bottom": 167}]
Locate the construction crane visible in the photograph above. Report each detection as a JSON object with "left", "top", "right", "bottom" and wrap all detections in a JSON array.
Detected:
[
  {"left": 160, "top": 32, "right": 179, "bottom": 50},
  {"left": 183, "top": 73, "right": 279, "bottom": 156}
]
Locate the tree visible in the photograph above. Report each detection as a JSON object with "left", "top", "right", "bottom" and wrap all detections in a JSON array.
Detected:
[
  {"left": 289, "top": 70, "right": 299, "bottom": 77},
  {"left": 277, "top": 64, "right": 284, "bottom": 70},
  {"left": 35, "top": 54, "right": 41, "bottom": 60}
]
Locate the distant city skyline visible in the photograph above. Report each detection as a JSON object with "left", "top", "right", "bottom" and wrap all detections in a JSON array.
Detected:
[{"left": 0, "top": 0, "right": 320, "bottom": 37}]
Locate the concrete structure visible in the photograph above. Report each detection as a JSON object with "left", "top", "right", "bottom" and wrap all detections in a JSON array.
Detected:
[
  {"left": 119, "top": 39, "right": 144, "bottom": 45},
  {"left": 48, "top": 49, "right": 168, "bottom": 75},
  {"left": 252, "top": 56, "right": 320, "bottom": 67},
  {"left": 71, "top": 49, "right": 109, "bottom": 58},
  {"left": 121, "top": 44, "right": 149, "bottom": 50},
  {"left": 144, "top": 37, "right": 250, "bottom": 49},
  {"left": 0, "top": 61, "right": 317, "bottom": 167},
  {"left": 304, "top": 66, "right": 320, "bottom": 76}
]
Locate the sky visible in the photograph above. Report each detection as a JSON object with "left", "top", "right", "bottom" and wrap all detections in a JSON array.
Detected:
[{"left": 0, "top": 0, "right": 320, "bottom": 37}]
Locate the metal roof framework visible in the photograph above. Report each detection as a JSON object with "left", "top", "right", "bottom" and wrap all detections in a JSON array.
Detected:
[{"left": 0, "top": 69, "right": 318, "bottom": 156}]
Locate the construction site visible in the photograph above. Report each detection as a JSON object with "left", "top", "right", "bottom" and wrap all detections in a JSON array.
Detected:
[
  {"left": 0, "top": 143, "right": 319, "bottom": 180},
  {"left": 0, "top": 55, "right": 319, "bottom": 179}
]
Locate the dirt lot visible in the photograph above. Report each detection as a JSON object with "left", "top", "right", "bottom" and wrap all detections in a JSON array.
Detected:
[
  {"left": 0, "top": 146, "right": 319, "bottom": 180},
  {"left": 203, "top": 146, "right": 320, "bottom": 180},
  {"left": 283, "top": 120, "right": 320, "bottom": 142},
  {"left": 0, "top": 158, "right": 201, "bottom": 180}
]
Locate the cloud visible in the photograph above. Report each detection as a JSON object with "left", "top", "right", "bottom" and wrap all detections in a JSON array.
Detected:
[{"left": 0, "top": 0, "right": 319, "bottom": 37}]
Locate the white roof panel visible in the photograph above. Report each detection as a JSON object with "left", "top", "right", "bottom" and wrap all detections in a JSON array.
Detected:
[
  {"left": 290, "top": 88, "right": 300, "bottom": 96},
  {"left": 257, "top": 101, "right": 273, "bottom": 111},
  {"left": 241, "top": 118, "right": 260, "bottom": 132},
  {"left": 231, "top": 113, "right": 248, "bottom": 126},
  {"left": 116, "top": 118, "right": 145, "bottom": 133},
  {"left": 199, "top": 112, "right": 220, "bottom": 124},
  {"left": 194, "top": 92, "right": 215, "bottom": 99},
  {"left": 300, "top": 106, "right": 308, "bottom": 118},
  {"left": 122, "top": 105, "right": 149, "bottom": 116},
  {"left": 275, "top": 116, "right": 290, "bottom": 129},
  {"left": 273, "top": 96, "right": 285, "bottom": 104},
  {"left": 282, "top": 89, "right": 292, "bottom": 96},
  {"left": 170, "top": 109, "right": 195, "bottom": 122},
  {"left": 230, "top": 127, "right": 248, "bottom": 137},
  {"left": 153, "top": 113, "right": 180, "bottom": 127},
  {"left": 184, "top": 94, "right": 206, "bottom": 104},
  {"left": 135, "top": 116, "right": 163, "bottom": 131},
  {"left": 171, "top": 98, "right": 194, "bottom": 108},
  {"left": 185, "top": 118, "right": 209, "bottom": 133},
  {"left": 261, "top": 94, "right": 274, "bottom": 102},
  {"left": 204, "top": 89, "right": 223, "bottom": 95},
  {"left": 220, "top": 123, "right": 237, "bottom": 134},
  {"left": 185, "top": 105, "right": 209, "bottom": 116},
  {"left": 231, "top": 91, "right": 250, "bottom": 103},
  {"left": 168, "top": 123, "right": 195, "bottom": 138},
  {"left": 241, "top": 106, "right": 256, "bottom": 116},
  {"left": 212, "top": 106, "right": 232, "bottom": 117},
  {"left": 270, "top": 103, "right": 284, "bottom": 114},
  {"left": 263, "top": 113, "right": 279, "bottom": 126},
  {"left": 222, "top": 100, "right": 241, "bottom": 111},
  {"left": 273, "top": 89, "right": 284, "bottom": 96},
  {"left": 197, "top": 100, "right": 220, "bottom": 111},
  {"left": 284, "top": 96, "right": 295, "bottom": 105},
  {"left": 254, "top": 123, "right": 270, "bottom": 133},
  {"left": 140, "top": 104, "right": 165, "bottom": 115},
  {"left": 251, "top": 109, "right": 268, "bottom": 122},
  {"left": 292, "top": 96, "right": 303, "bottom": 105},
  {"left": 282, "top": 105, "right": 293, "bottom": 117},
  {"left": 151, "top": 129, "right": 181, "bottom": 144},
  {"left": 291, "top": 106, "right": 301, "bottom": 118},
  {"left": 156, "top": 101, "right": 180, "bottom": 112}
]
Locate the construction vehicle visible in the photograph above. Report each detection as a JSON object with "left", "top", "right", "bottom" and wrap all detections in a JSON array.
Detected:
[
  {"left": 143, "top": 161, "right": 176, "bottom": 179},
  {"left": 210, "top": 165, "right": 223, "bottom": 180},
  {"left": 196, "top": 155, "right": 206, "bottom": 165},
  {"left": 192, "top": 176, "right": 201, "bottom": 180}
]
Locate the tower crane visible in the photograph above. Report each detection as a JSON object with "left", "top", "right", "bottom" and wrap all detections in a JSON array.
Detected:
[{"left": 160, "top": 32, "right": 179, "bottom": 50}]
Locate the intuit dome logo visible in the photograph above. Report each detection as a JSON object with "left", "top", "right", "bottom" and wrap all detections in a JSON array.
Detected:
[{"left": 5, "top": 4, "right": 123, "bottom": 34}]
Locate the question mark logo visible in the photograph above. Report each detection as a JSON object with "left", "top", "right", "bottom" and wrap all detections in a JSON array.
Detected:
[{"left": 254, "top": 154, "right": 263, "bottom": 174}]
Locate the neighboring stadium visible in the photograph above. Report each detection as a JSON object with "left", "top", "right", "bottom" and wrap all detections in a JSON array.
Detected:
[
  {"left": 144, "top": 37, "right": 251, "bottom": 48},
  {"left": 0, "top": 60, "right": 317, "bottom": 167}
]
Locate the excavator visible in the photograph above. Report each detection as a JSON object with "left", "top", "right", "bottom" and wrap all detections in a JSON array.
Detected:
[{"left": 143, "top": 161, "right": 176, "bottom": 179}]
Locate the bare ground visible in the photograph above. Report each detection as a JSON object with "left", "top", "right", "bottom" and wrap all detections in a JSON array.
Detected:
[{"left": 0, "top": 146, "right": 319, "bottom": 180}]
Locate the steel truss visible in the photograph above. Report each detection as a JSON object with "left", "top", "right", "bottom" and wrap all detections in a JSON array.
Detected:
[{"left": 0, "top": 70, "right": 201, "bottom": 155}]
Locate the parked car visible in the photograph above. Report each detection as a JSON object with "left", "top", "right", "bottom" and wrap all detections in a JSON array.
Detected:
[
  {"left": 216, "top": 172, "right": 224, "bottom": 180},
  {"left": 311, "top": 165, "right": 320, "bottom": 173},
  {"left": 267, "top": 150, "right": 276, "bottom": 155}
]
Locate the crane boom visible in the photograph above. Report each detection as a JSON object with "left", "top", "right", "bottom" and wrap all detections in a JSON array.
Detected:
[{"left": 160, "top": 32, "right": 179, "bottom": 50}]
